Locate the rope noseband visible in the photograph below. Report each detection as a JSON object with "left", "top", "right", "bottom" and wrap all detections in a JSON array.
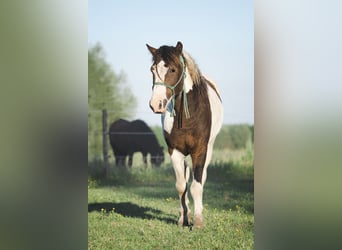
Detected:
[{"left": 153, "top": 55, "right": 190, "bottom": 119}]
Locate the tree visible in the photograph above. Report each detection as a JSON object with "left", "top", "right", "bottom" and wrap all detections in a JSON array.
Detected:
[
  {"left": 88, "top": 43, "right": 137, "bottom": 159},
  {"left": 214, "top": 124, "right": 252, "bottom": 150},
  {"left": 249, "top": 125, "right": 254, "bottom": 144}
]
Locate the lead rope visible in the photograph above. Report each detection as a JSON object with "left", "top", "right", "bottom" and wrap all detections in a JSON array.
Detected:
[
  {"left": 168, "top": 64, "right": 190, "bottom": 119},
  {"left": 182, "top": 83, "right": 190, "bottom": 119},
  {"left": 179, "top": 55, "right": 191, "bottom": 119}
]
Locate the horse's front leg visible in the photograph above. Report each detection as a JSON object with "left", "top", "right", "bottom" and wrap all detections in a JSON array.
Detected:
[
  {"left": 171, "top": 149, "right": 191, "bottom": 226},
  {"left": 142, "top": 153, "right": 147, "bottom": 166},
  {"left": 190, "top": 149, "right": 211, "bottom": 229},
  {"left": 128, "top": 154, "right": 133, "bottom": 167}
]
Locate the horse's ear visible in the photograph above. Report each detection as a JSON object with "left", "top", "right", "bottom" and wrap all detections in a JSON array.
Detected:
[
  {"left": 175, "top": 41, "right": 183, "bottom": 54},
  {"left": 146, "top": 44, "right": 157, "bottom": 56}
]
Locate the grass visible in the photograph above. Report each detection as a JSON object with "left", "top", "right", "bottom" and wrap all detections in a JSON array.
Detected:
[{"left": 88, "top": 149, "right": 254, "bottom": 249}]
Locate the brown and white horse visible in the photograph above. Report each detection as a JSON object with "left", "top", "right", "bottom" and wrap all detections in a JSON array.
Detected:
[{"left": 146, "top": 41, "right": 223, "bottom": 228}]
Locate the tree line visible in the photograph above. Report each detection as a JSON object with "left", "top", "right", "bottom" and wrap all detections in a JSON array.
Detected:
[
  {"left": 214, "top": 124, "right": 254, "bottom": 150},
  {"left": 88, "top": 43, "right": 137, "bottom": 159}
]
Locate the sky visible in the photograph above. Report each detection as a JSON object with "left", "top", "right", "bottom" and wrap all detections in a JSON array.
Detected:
[{"left": 88, "top": 0, "right": 254, "bottom": 126}]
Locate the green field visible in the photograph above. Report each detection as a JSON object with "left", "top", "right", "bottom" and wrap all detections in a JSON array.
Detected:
[{"left": 88, "top": 148, "right": 254, "bottom": 249}]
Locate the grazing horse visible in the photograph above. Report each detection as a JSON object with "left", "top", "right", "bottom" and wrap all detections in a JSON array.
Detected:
[
  {"left": 146, "top": 41, "right": 223, "bottom": 228},
  {"left": 109, "top": 119, "right": 164, "bottom": 168}
]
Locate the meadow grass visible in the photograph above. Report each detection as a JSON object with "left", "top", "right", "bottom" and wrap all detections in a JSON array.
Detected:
[{"left": 88, "top": 149, "right": 254, "bottom": 249}]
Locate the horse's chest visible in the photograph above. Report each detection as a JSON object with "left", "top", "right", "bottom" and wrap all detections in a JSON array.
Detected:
[
  {"left": 162, "top": 110, "right": 174, "bottom": 134},
  {"left": 163, "top": 119, "right": 210, "bottom": 155}
]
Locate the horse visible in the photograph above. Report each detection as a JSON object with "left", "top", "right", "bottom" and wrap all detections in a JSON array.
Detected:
[
  {"left": 109, "top": 119, "right": 165, "bottom": 168},
  {"left": 146, "top": 41, "right": 223, "bottom": 228}
]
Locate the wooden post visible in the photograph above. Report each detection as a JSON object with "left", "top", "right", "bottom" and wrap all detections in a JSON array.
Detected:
[{"left": 102, "top": 109, "right": 109, "bottom": 178}]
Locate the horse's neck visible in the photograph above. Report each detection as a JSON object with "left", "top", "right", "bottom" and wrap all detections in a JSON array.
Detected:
[{"left": 174, "top": 80, "right": 206, "bottom": 116}]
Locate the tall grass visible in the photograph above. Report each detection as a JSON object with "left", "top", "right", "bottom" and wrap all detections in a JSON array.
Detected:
[{"left": 88, "top": 147, "right": 253, "bottom": 187}]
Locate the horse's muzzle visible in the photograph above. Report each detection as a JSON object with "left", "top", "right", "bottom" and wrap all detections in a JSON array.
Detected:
[{"left": 149, "top": 99, "right": 167, "bottom": 114}]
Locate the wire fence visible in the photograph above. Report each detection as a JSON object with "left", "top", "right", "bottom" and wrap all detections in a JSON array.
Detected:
[{"left": 89, "top": 131, "right": 157, "bottom": 135}]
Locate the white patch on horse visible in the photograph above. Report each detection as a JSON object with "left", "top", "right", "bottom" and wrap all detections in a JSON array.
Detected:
[
  {"left": 171, "top": 149, "right": 187, "bottom": 187},
  {"left": 205, "top": 78, "right": 224, "bottom": 169},
  {"left": 190, "top": 180, "right": 203, "bottom": 221},
  {"left": 154, "top": 60, "right": 168, "bottom": 82},
  {"left": 161, "top": 107, "right": 174, "bottom": 134},
  {"left": 150, "top": 60, "right": 169, "bottom": 112},
  {"left": 151, "top": 84, "right": 167, "bottom": 100},
  {"left": 184, "top": 66, "right": 193, "bottom": 93},
  {"left": 171, "top": 149, "right": 190, "bottom": 225}
]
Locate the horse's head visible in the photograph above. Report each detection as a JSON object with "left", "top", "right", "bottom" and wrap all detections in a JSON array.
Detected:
[
  {"left": 151, "top": 146, "right": 164, "bottom": 167},
  {"left": 146, "top": 41, "right": 186, "bottom": 114}
]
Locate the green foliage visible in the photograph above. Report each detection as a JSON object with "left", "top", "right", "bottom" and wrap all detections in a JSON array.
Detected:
[
  {"left": 88, "top": 43, "right": 137, "bottom": 159},
  {"left": 249, "top": 124, "right": 254, "bottom": 143},
  {"left": 214, "top": 124, "right": 253, "bottom": 150}
]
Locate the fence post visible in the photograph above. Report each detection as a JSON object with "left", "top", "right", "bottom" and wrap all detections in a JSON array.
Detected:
[{"left": 102, "top": 109, "right": 109, "bottom": 178}]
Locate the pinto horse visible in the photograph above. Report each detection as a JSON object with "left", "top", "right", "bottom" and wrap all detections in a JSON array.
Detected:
[{"left": 146, "top": 41, "right": 223, "bottom": 228}]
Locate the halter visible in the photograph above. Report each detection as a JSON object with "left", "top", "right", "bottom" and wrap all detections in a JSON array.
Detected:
[{"left": 153, "top": 55, "right": 190, "bottom": 119}]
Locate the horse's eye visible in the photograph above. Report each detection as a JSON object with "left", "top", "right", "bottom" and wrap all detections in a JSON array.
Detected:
[
  {"left": 170, "top": 68, "right": 176, "bottom": 73},
  {"left": 164, "top": 64, "right": 168, "bottom": 67}
]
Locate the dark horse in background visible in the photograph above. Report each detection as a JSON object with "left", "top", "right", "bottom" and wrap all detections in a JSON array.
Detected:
[
  {"left": 109, "top": 119, "right": 164, "bottom": 168},
  {"left": 146, "top": 41, "right": 223, "bottom": 228}
]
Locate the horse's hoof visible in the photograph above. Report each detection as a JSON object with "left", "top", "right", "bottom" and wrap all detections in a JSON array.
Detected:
[
  {"left": 178, "top": 213, "right": 191, "bottom": 227},
  {"left": 178, "top": 219, "right": 190, "bottom": 227},
  {"left": 194, "top": 215, "right": 204, "bottom": 229}
]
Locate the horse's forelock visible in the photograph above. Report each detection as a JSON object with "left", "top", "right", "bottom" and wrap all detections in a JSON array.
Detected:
[{"left": 155, "top": 46, "right": 180, "bottom": 66}]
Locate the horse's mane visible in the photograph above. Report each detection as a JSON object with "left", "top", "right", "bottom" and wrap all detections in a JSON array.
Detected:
[
  {"left": 184, "top": 52, "right": 222, "bottom": 100},
  {"left": 183, "top": 51, "right": 202, "bottom": 85}
]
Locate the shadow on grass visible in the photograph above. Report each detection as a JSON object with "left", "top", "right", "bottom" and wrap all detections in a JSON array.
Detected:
[{"left": 88, "top": 202, "right": 177, "bottom": 225}]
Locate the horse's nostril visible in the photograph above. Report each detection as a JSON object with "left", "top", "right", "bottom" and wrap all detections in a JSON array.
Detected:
[
  {"left": 163, "top": 99, "right": 167, "bottom": 108},
  {"left": 158, "top": 101, "right": 162, "bottom": 110}
]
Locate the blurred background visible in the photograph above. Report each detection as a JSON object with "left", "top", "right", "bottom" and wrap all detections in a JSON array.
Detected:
[
  {"left": 87, "top": 2, "right": 254, "bottom": 248},
  {"left": 1, "top": 0, "right": 341, "bottom": 249}
]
